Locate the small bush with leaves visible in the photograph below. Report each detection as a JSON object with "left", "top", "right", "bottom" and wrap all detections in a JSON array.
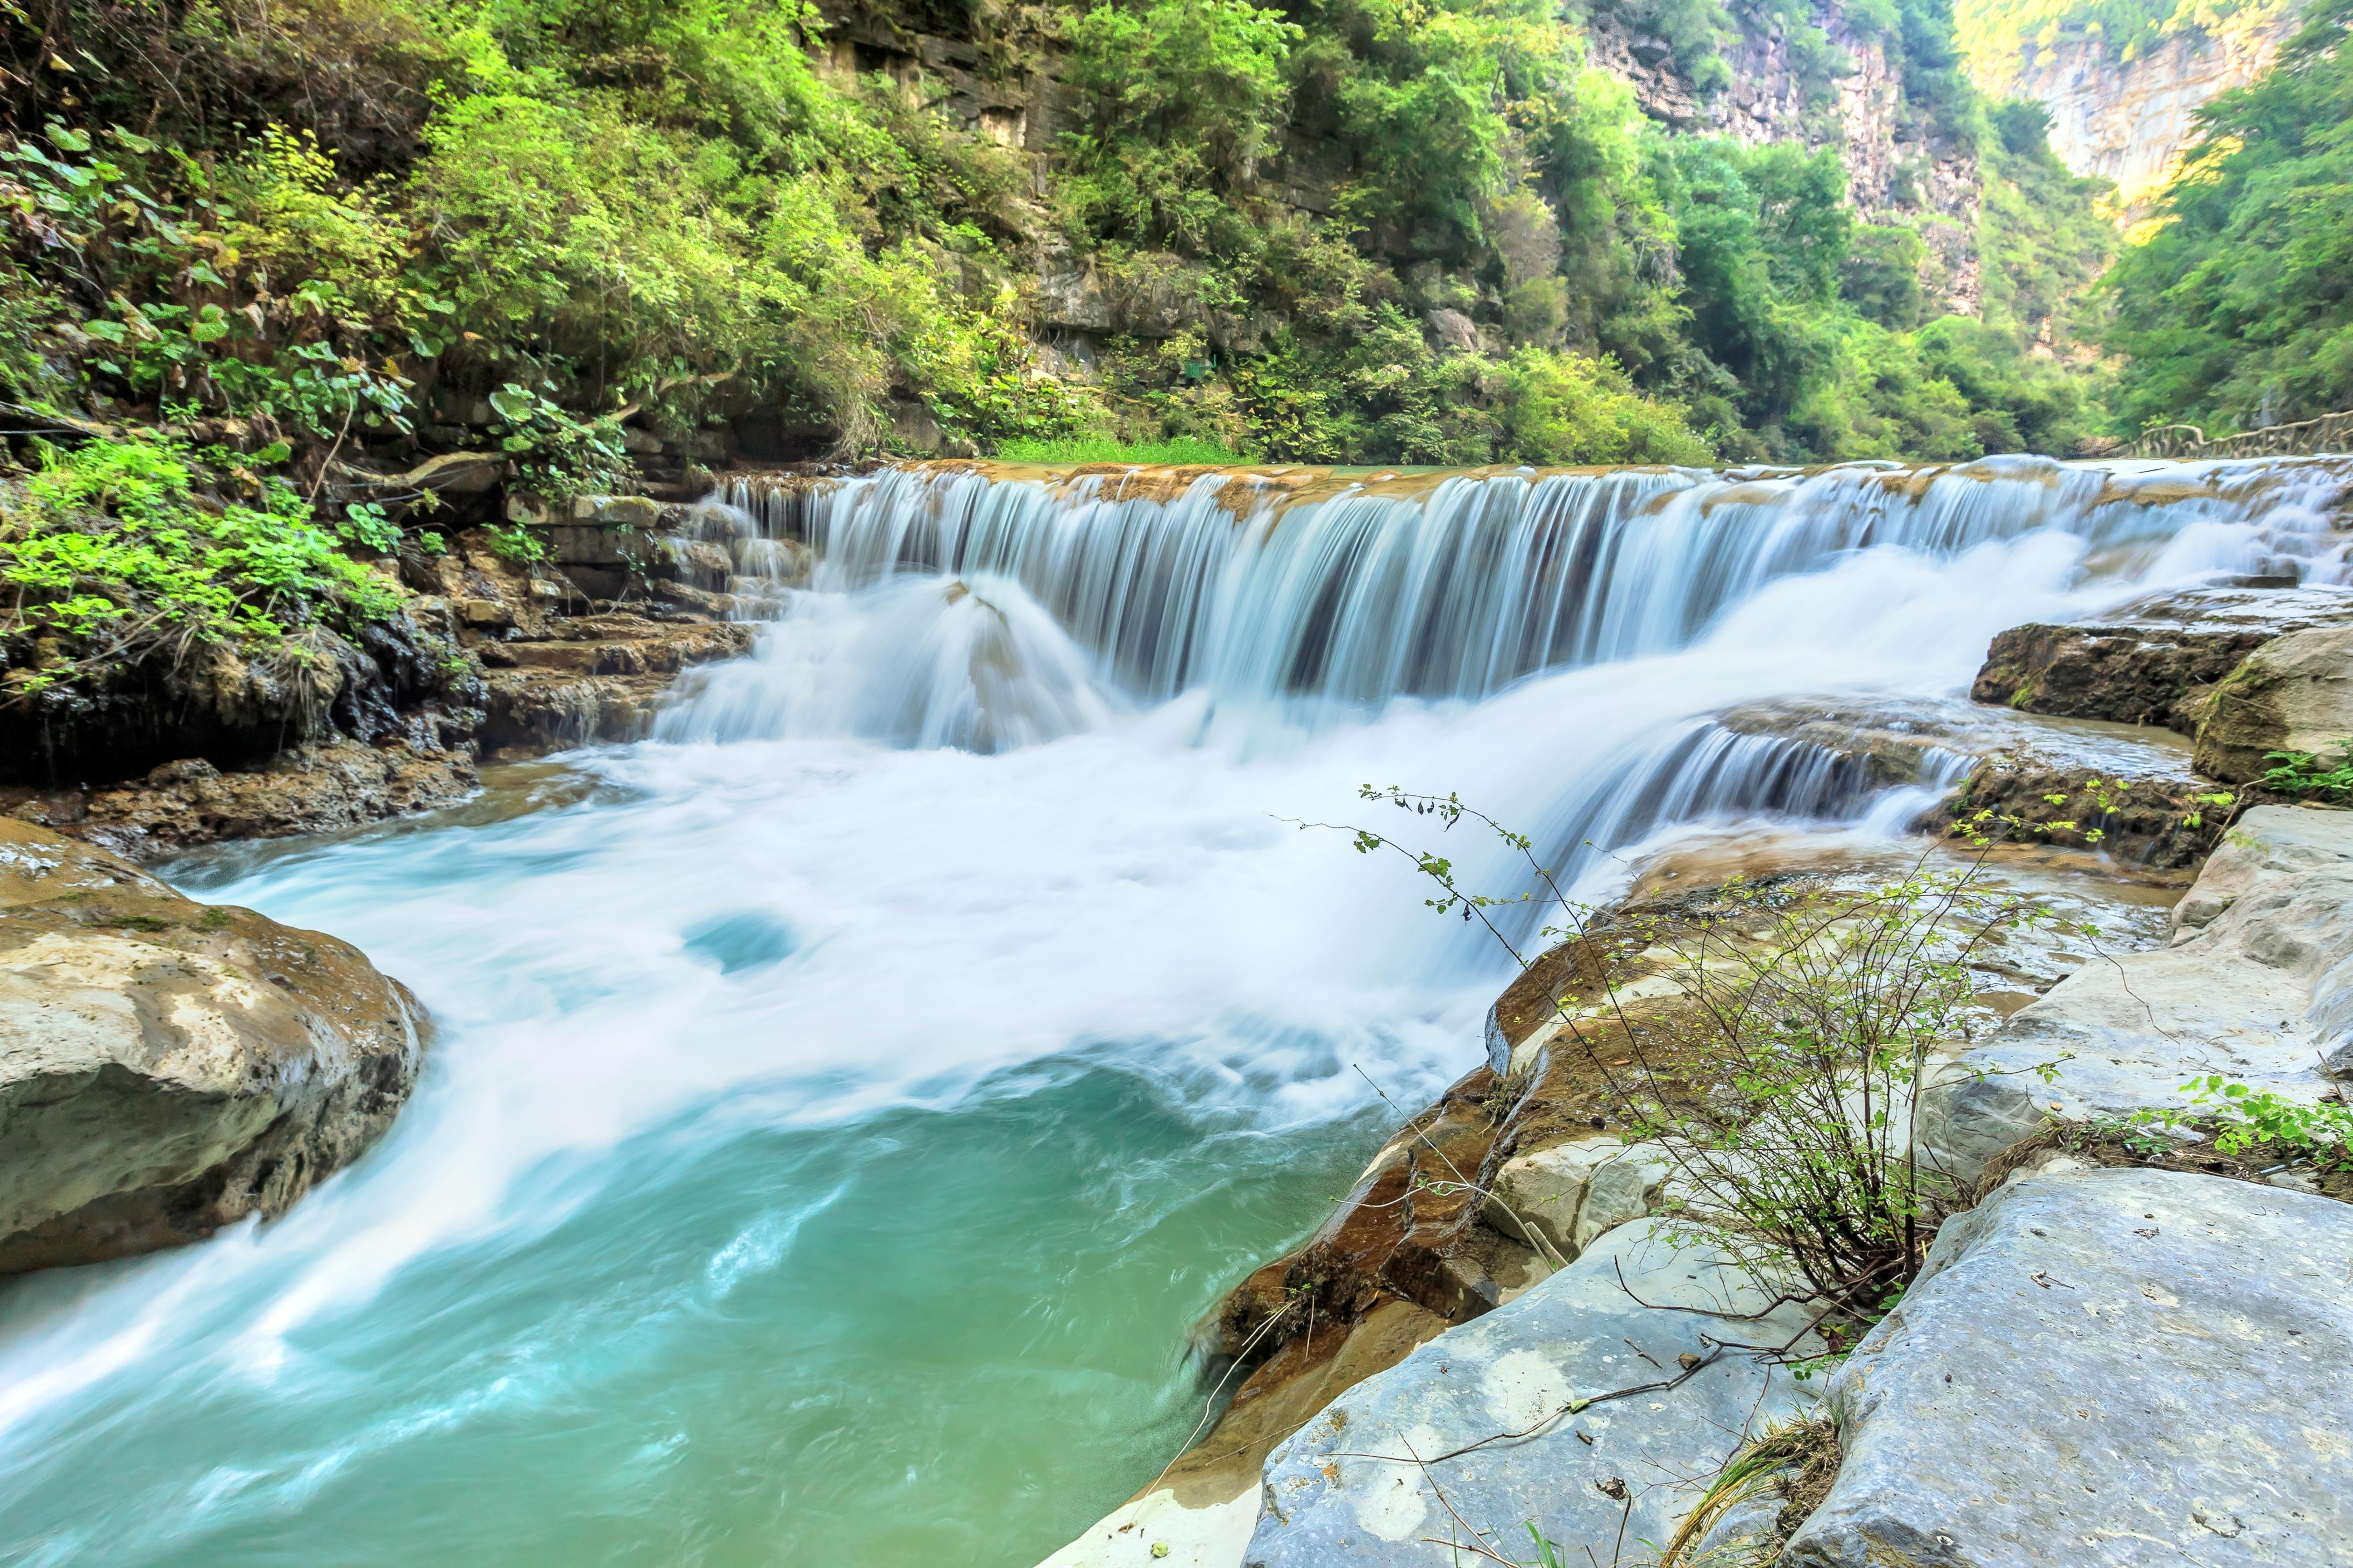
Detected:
[
  {"left": 481, "top": 383, "right": 630, "bottom": 506},
  {"left": 2260, "top": 745, "right": 2353, "bottom": 801},
  {"left": 0, "top": 431, "right": 398, "bottom": 700},
  {"left": 1332, "top": 787, "right": 2077, "bottom": 1312},
  {"left": 2128, "top": 1075, "right": 2353, "bottom": 1171},
  {"left": 1, "top": 123, "right": 428, "bottom": 436},
  {"left": 1583, "top": 866, "right": 2054, "bottom": 1305}
]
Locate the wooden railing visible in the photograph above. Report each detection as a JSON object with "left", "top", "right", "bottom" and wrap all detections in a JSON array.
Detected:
[{"left": 2125, "top": 409, "right": 2353, "bottom": 459}]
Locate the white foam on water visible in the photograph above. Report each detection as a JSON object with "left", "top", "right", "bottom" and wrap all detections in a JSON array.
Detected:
[{"left": 0, "top": 455, "right": 2342, "bottom": 1566}]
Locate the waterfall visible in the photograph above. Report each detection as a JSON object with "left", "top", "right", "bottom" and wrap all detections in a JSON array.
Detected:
[
  {"left": 5, "top": 454, "right": 2349, "bottom": 1568},
  {"left": 692, "top": 457, "right": 2353, "bottom": 722}
]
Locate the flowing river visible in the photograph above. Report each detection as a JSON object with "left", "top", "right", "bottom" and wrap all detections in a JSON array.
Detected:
[{"left": 1, "top": 457, "right": 2345, "bottom": 1566}]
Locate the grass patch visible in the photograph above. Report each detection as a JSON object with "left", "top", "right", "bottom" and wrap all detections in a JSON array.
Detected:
[{"left": 991, "top": 434, "right": 1250, "bottom": 466}]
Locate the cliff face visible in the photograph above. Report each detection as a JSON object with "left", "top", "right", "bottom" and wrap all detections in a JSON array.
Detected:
[
  {"left": 1977, "top": 9, "right": 2292, "bottom": 206},
  {"left": 1587, "top": 4, "right": 1985, "bottom": 312}
]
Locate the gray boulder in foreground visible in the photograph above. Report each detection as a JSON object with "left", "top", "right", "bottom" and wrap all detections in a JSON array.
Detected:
[
  {"left": 1244, "top": 1221, "right": 1817, "bottom": 1567},
  {"left": 1921, "top": 804, "right": 2353, "bottom": 1181},
  {"left": 1787, "top": 1166, "right": 2353, "bottom": 1567},
  {"left": 0, "top": 816, "right": 425, "bottom": 1273}
]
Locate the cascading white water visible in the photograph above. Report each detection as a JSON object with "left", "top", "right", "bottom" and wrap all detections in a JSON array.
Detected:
[
  {"left": 1, "top": 454, "right": 2344, "bottom": 1568},
  {"left": 706, "top": 455, "right": 2350, "bottom": 718}
]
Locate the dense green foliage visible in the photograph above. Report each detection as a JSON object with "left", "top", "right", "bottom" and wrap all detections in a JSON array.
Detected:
[
  {"left": 0, "top": 0, "right": 2149, "bottom": 479},
  {"left": 2, "top": 0, "right": 1099, "bottom": 457},
  {"left": 2101, "top": 0, "right": 2353, "bottom": 432},
  {"left": 0, "top": 0, "right": 2335, "bottom": 496},
  {"left": 1977, "top": 99, "right": 2116, "bottom": 350},
  {"left": 1043, "top": 0, "right": 2121, "bottom": 463},
  {"left": 1, "top": 431, "right": 397, "bottom": 697}
]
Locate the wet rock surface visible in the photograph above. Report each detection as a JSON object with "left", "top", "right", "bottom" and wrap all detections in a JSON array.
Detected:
[
  {"left": 1211, "top": 1067, "right": 1516, "bottom": 1371},
  {"left": 0, "top": 603, "right": 475, "bottom": 790},
  {"left": 1716, "top": 693, "right": 2229, "bottom": 866},
  {"left": 3, "top": 741, "right": 478, "bottom": 856},
  {"left": 477, "top": 611, "right": 751, "bottom": 759},
  {"left": 1787, "top": 1166, "right": 2353, "bottom": 1568},
  {"left": 1971, "top": 585, "right": 2353, "bottom": 735},
  {"left": 0, "top": 816, "right": 425, "bottom": 1274},
  {"left": 2194, "top": 622, "right": 2353, "bottom": 784},
  {"left": 1930, "top": 728, "right": 2222, "bottom": 869},
  {"left": 1245, "top": 1221, "right": 1818, "bottom": 1567}
]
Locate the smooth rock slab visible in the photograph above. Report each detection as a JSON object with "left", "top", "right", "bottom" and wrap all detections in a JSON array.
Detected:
[
  {"left": 1920, "top": 804, "right": 2353, "bottom": 1181},
  {"left": 1787, "top": 1166, "right": 2353, "bottom": 1567},
  {"left": 1245, "top": 1221, "right": 1817, "bottom": 1567}
]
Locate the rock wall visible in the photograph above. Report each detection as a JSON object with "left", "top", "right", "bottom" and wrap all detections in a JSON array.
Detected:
[
  {"left": 1587, "top": 2, "right": 1985, "bottom": 311},
  {"left": 1976, "top": 9, "right": 2293, "bottom": 208},
  {"left": 1, "top": 504, "right": 762, "bottom": 854}
]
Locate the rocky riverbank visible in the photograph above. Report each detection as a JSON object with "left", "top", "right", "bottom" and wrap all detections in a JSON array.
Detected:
[
  {"left": 1, "top": 503, "right": 763, "bottom": 856},
  {"left": 0, "top": 494, "right": 787, "bottom": 1278},
  {"left": 1040, "top": 586, "right": 2353, "bottom": 1568}
]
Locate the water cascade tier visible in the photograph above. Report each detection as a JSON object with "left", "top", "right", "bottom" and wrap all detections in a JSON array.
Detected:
[{"left": 1, "top": 455, "right": 2345, "bottom": 1568}]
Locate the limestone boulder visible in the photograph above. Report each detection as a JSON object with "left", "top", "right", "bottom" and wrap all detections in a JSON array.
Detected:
[
  {"left": 0, "top": 817, "right": 425, "bottom": 1273},
  {"left": 1243, "top": 1221, "right": 1818, "bottom": 1567},
  {"left": 1481, "top": 1137, "right": 1670, "bottom": 1261},
  {"left": 1972, "top": 584, "right": 2353, "bottom": 734},
  {"left": 1919, "top": 804, "right": 2353, "bottom": 1182},
  {"left": 1786, "top": 1166, "right": 2353, "bottom": 1567},
  {"left": 2195, "top": 622, "right": 2353, "bottom": 782}
]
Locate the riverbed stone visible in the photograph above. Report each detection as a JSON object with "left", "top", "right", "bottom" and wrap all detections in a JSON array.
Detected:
[
  {"left": 1918, "top": 804, "right": 2353, "bottom": 1182},
  {"left": 0, "top": 817, "right": 426, "bottom": 1273},
  {"left": 1785, "top": 1166, "right": 2353, "bottom": 1567},
  {"left": 1713, "top": 693, "right": 2222, "bottom": 865},
  {"left": 42, "top": 740, "right": 479, "bottom": 856},
  {"left": 2195, "top": 622, "right": 2353, "bottom": 782},
  {"left": 1481, "top": 1136, "right": 1672, "bottom": 1261},
  {"left": 1972, "top": 584, "right": 2353, "bottom": 733},
  {"left": 1243, "top": 1220, "right": 1817, "bottom": 1567},
  {"left": 478, "top": 612, "right": 752, "bottom": 758}
]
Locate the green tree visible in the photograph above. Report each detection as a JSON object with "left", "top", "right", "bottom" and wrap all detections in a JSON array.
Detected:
[
  {"left": 2102, "top": 0, "right": 2353, "bottom": 431},
  {"left": 1060, "top": 0, "right": 1303, "bottom": 254}
]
